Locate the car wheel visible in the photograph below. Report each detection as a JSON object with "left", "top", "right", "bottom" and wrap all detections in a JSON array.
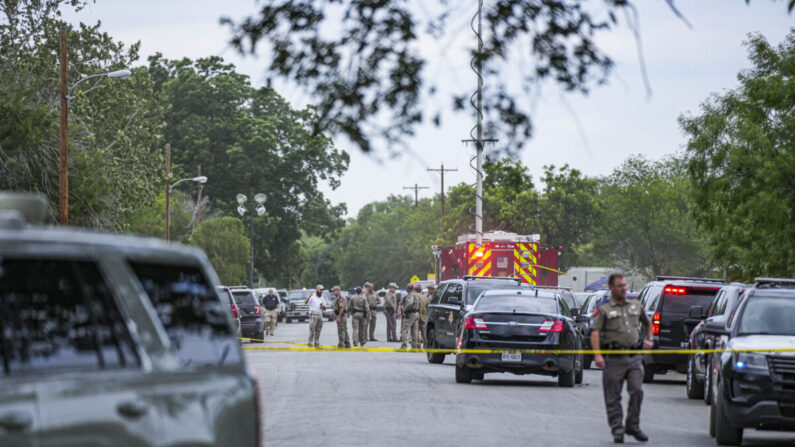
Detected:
[
  {"left": 558, "top": 368, "right": 575, "bottom": 388},
  {"left": 642, "top": 362, "right": 655, "bottom": 383},
  {"left": 455, "top": 365, "right": 472, "bottom": 384},
  {"left": 472, "top": 369, "right": 485, "bottom": 381},
  {"left": 686, "top": 355, "right": 705, "bottom": 399},
  {"left": 426, "top": 329, "right": 445, "bottom": 364},
  {"left": 286, "top": 317, "right": 292, "bottom": 324},
  {"left": 575, "top": 356, "right": 584, "bottom": 385},
  {"left": 704, "top": 354, "right": 713, "bottom": 406},
  {"left": 714, "top": 389, "right": 743, "bottom": 445},
  {"left": 583, "top": 354, "right": 592, "bottom": 370}
]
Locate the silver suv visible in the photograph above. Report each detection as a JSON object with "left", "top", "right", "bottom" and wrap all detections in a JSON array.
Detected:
[{"left": 0, "top": 193, "right": 260, "bottom": 447}]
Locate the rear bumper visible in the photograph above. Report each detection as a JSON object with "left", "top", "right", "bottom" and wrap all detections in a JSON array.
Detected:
[
  {"left": 456, "top": 351, "right": 575, "bottom": 375},
  {"left": 286, "top": 311, "right": 309, "bottom": 318},
  {"left": 241, "top": 319, "right": 264, "bottom": 335}
]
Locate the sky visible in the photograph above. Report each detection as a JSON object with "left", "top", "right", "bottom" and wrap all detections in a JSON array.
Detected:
[{"left": 63, "top": 1, "right": 793, "bottom": 217}]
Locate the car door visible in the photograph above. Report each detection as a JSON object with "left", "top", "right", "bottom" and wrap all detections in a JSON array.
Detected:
[
  {"left": 425, "top": 284, "right": 447, "bottom": 341},
  {"left": 128, "top": 260, "right": 255, "bottom": 447},
  {"left": 0, "top": 257, "right": 159, "bottom": 447},
  {"left": 439, "top": 283, "right": 464, "bottom": 347}
]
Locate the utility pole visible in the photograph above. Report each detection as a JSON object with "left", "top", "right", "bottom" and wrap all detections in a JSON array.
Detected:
[
  {"left": 427, "top": 163, "right": 457, "bottom": 225},
  {"left": 195, "top": 165, "right": 202, "bottom": 226},
  {"left": 403, "top": 184, "right": 429, "bottom": 208},
  {"left": 164, "top": 143, "right": 171, "bottom": 241},
  {"left": 59, "top": 27, "right": 69, "bottom": 226},
  {"left": 462, "top": 0, "right": 498, "bottom": 247}
]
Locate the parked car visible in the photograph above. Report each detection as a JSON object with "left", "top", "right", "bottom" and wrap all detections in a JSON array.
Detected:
[
  {"left": 217, "top": 285, "right": 241, "bottom": 336},
  {"left": 638, "top": 276, "right": 724, "bottom": 382},
  {"left": 533, "top": 286, "right": 579, "bottom": 314},
  {"left": 277, "top": 288, "right": 288, "bottom": 322},
  {"left": 425, "top": 276, "right": 531, "bottom": 364},
  {"left": 579, "top": 289, "right": 609, "bottom": 368},
  {"left": 0, "top": 192, "right": 259, "bottom": 447},
  {"left": 686, "top": 283, "right": 749, "bottom": 402},
  {"left": 454, "top": 289, "right": 585, "bottom": 386},
  {"left": 286, "top": 289, "right": 311, "bottom": 322},
  {"left": 573, "top": 292, "right": 591, "bottom": 309},
  {"left": 230, "top": 287, "right": 265, "bottom": 341},
  {"left": 707, "top": 278, "right": 795, "bottom": 445}
]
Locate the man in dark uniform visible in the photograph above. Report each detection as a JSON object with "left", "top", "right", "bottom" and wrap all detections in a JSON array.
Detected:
[{"left": 591, "top": 274, "right": 654, "bottom": 444}]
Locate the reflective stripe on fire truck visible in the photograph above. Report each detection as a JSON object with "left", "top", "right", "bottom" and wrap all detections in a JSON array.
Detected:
[
  {"left": 513, "top": 242, "right": 538, "bottom": 285},
  {"left": 467, "top": 243, "right": 492, "bottom": 277}
]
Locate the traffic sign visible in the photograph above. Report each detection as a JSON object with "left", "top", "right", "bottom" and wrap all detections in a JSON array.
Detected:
[{"left": 410, "top": 275, "right": 420, "bottom": 283}]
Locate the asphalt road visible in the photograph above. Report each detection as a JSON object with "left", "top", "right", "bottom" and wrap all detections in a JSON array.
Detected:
[{"left": 245, "top": 313, "right": 795, "bottom": 446}]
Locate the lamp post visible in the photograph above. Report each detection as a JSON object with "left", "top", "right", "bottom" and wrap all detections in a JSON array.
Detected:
[
  {"left": 237, "top": 193, "right": 266, "bottom": 288},
  {"left": 59, "top": 27, "right": 132, "bottom": 226},
  {"left": 165, "top": 176, "right": 207, "bottom": 241}
]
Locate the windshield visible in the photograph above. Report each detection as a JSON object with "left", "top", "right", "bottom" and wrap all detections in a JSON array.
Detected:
[
  {"left": 232, "top": 291, "right": 257, "bottom": 306},
  {"left": 465, "top": 282, "right": 523, "bottom": 304},
  {"left": 661, "top": 288, "right": 719, "bottom": 314},
  {"left": 288, "top": 290, "right": 311, "bottom": 301},
  {"left": 738, "top": 297, "right": 795, "bottom": 336},
  {"left": 475, "top": 296, "right": 558, "bottom": 314}
]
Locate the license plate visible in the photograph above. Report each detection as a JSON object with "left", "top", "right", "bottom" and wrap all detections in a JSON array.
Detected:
[{"left": 501, "top": 352, "right": 521, "bottom": 362}]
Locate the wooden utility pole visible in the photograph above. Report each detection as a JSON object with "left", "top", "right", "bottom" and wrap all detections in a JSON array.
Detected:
[
  {"left": 427, "top": 163, "right": 457, "bottom": 224},
  {"left": 403, "top": 184, "right": 430, "bottom": 208},
  {"left": 59, "top": 27, "right": 69, "bottom": 226},
  {"left": 164, "top": 144, "right": 171, "bottom": 241}
]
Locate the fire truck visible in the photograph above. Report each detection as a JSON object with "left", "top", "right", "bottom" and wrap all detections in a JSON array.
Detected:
[{"left": 434, "top": 231, "right": 560, "bottom": 286}]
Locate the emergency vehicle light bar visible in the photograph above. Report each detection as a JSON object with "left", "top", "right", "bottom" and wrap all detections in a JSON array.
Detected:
[
  {"left": 462, "top": 275, "right": 522, "bottom": 282},
  {"left": 754, "top": 277, "right": 795, "bottom": 287}
]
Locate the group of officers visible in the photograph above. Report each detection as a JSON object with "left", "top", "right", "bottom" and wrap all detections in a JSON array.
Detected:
[{"left": 303, "top": 282, "right": 435, "bottom": 350}]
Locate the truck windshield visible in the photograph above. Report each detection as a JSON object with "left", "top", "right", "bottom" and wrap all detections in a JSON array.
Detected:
[
  {"left": 738, "top": 297, "right": 795, "bottom": 336},
  {"left": 661, "top": 288, "right": 719, "bottom": 314}
]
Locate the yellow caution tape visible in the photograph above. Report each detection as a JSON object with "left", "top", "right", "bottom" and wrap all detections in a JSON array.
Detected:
[{"left": 238, "top": 338, "right": 795, "bottom": 355}]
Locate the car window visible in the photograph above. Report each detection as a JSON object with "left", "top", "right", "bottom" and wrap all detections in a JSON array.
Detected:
[
  {"left": 714, "top": 291, "right": 729, "bottom": 315},
  {"left": 464, "top": 281, "right": 522, "bottom": 304},
  {"left": 645, "top": 286, "right": 662, "bottom": 312},
  {"left": 216, "top": 287, "right": 234, "bottom": 305},
  {"left": 232, "top": 291, "right": 257, "bottom": 306},
  {"left": 660, "top": 287, "right": 719, "bottom": 314},
  {"left": 129, "top": 261, "right": 241, "bottom": 367},
  {"left": 430, "top": 284, "right": 447, "bottom": 304},
  {"left": 0, "top": 258, "right": 140, "bottom": 376},
  {"left": 441, "top": 283, "right": 462, "bottom": 305},
  {"left": 738, "top": 297, "right": 795, "bottom": 336},
  {"left": 560, "top": 292, "right": 576, "bottom": 310},
  {"left": 475, "top": 297, "right": 557, "bottom": 314},
  {"left": 706, "top": 291, "right": 721, "bottom": 317},
  {"left": 558, "top": 297, "right": 571, "bottom": 317}
]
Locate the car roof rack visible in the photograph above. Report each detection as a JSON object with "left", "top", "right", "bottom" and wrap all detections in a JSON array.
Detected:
[
  {"left": 656, "top": 276, "right": 724, "bottom": 284},
  {"left": 754, "top": 277, "right": 795, "bottom": 288},
  {"left": 462, "top": 275, "right": 522, "bottom": 282}
]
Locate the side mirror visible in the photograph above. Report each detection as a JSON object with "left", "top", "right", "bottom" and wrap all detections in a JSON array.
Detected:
[
  {"left": 448, "top": 297, "right": 461, "bottom": 306},
  {"left": 704, "top": 315, "right": 728, "bottom": 335},
  {"left": 688, "top": 305, "right": 706, "bottom": 319},
  {"left": 575, "top": 315, "right": 589, "bottom": 324}
]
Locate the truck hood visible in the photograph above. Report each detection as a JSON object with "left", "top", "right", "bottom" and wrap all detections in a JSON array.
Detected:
[{"left": 730, "top": 335, "right": 795, "bottom": 356}]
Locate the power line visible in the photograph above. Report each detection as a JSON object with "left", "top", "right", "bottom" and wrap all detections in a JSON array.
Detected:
[
  {"left": 403, "top": 184, "right": 430, "bottom": 208},
  {"left": 427, "top": 163, "right": 458, "bottom": 227}
]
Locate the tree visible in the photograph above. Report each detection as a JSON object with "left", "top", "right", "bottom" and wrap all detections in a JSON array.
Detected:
[
  {"left": 192, "top": 217, "right": 250, "bottom": 285},
  {"left": 148, "top": 55, "right": 349, "bottom": 284},
  {"left": 222, "top": 1, "right": 792, "bottom": 155},
  {"left": 0, "top": 2, "right": 166, "bottom": 229},
  {"left": 680, "top": 32, "right": 794, "bottom": 280}
]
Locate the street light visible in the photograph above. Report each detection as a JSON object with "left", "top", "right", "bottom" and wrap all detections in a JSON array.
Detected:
[
  {"left": 165, "top": 176, "right": 207, "bottom": 241},
  {"left": 59, "top": 27, "right": 131, "bottom": 226},
  {"left": 237, "top": 193, "right": 267, "bottom": 288}
]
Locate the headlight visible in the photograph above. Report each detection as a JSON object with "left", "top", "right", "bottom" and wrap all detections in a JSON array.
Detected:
[{"left": 735, "top": 353, "right": 768, "bottom": 372}]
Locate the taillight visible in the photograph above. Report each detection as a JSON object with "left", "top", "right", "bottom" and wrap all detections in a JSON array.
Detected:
[
  {"left": 464, "top": 317, "right": 489, "bottom": 329},
  {"left": 653, "top": 312, "right": 660, "bottom": 335},
  {"left": 232, "top": 304, "right": 239, "bottom": 318},
  {"left": 538, "top": 320, "right": 564, "bottom": 333},
  {"left": 254, "top": 305, "right": 261, "bottom": 314}
]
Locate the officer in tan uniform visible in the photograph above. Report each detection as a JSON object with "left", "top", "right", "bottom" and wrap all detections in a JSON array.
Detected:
[
  {"left": 363, "top": 282, "right": 380, "bottom": 341},
  {"left": 416, "top": 283, "right": 429, "bottom": 347},
  {"left": 591, "top": 274, "right": 653, "bottom": 444},
  {"left": 384, "top": 283, "right": 399, "bottom": 342},
  {"left": 350, "top": 287, "right": 371, "bottom": 347},
  {"left": 331, "top": 286, "right": 350, "bottom": 348},
  {"left": 399, "top": 284, "right": 420, "bottom": 349}
]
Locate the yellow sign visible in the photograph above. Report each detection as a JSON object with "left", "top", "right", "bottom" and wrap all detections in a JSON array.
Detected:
[{"left": 409, "top": 275, "right": 420, "bottom": 283}]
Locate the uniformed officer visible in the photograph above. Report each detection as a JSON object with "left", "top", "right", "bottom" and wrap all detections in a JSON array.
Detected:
[
  {"left": 591, "top": 273, "right": 653, "bottom": 444},
  {"left": 363, "top": 282, "right": 380, "bottom": 341},
  {"left": 399, "top": 284, "right": 420, "bottom": 349},
  {"left": 384, "top": 283, "right": 399, "bottom": 342},
  {"left": 418, "top": 284, "right": 434, "bottom": 346},
  {"left": 331, "top": 286, "right": 351, "bottom": 348},
  {"left": 349, "top": 287, "right": 371, "bottom": 347},
  {"left": 416, "top": 283, "right": 429, "bottom": 347}
]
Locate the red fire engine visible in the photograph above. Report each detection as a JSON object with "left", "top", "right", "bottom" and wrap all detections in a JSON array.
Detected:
[{"left": 434, "top": 231, "right": 560, "bottom": 286}]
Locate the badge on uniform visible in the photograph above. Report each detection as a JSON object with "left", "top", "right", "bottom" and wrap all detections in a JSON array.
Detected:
[{"left": 608, "top": 310, "right": 618, "bottom": 318}]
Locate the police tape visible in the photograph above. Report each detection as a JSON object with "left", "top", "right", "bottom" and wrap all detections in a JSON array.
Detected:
[{"left": 238, "top": 338, "right": 795, "bottom": 355}]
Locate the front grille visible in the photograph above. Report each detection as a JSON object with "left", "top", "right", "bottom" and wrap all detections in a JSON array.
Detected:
[{"left": 769, "top": 356, "right": 795, "bottom": 376}]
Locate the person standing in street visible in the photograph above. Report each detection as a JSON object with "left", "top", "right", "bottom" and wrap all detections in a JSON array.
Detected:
[
  {"left": 384, "top": 283, "right": 399, "bottom": 342},
  {"left": 331, "top": 286, "right": 351, "bottom": 348},
  {"left": 591, "top": 273, "right": 653, "bottom": 444},
  {"left": 350, "top": 287, "right": 370, "bottom": 347},
  {"left": 418, "top": 284, "right": 433, "bottom": 346},
  {"left": 399, "top": 284, "right": 420, "bottom": 349},
  {"left": 363, "top": 282, "right": 380, "bottom": 341},
  {"left": 261, "top": 288, "right": 280, "bottom": 336},
  {"left": 305, "top": 285, "right": 327, "bottom": 348}
]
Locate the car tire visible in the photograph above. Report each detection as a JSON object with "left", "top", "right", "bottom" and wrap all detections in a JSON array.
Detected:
[
  {"left": 709, "top": 395, "right": 717, "bottom": 438},
  {"left": 642, "top": 362, "right": 655, "bottom": 383},
  {"left": 686, "top": 355, "right": 705, "bottom": 399},
  {"left": 472, "top": 369, "right": 485, "bottom": 381},
  {"left": 714, "top": 390, "right": 743, "bottom": 445},
  {"left": 575, "top": 356, "right": 584, "bottom": 385},
  {"left": 583, "top": 354, "right": 592, "bottom": 370},
  {"left": 704, "top": 354, "right": 713, "bottom": 406},
  {"left": 455, "top": 365, "right": 472, "bottom": 384},
  {"left": 558, "top": 368, "right": 575, "bottom": 388},
  {"left": 426, "top": 329, "right": 445, "bottom": 364}
]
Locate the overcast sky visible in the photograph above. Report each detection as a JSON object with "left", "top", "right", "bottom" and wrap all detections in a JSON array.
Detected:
[{"left": 64, "top": 1, "right": 792, "bottom": 217}]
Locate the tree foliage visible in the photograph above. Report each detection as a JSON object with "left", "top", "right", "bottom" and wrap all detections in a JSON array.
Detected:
[
  {"left": 680, "top": 32, "right": 794, "bottom": 280},
  {"left": 192, "top": 217, "right": 250, "bottom": 285}
]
